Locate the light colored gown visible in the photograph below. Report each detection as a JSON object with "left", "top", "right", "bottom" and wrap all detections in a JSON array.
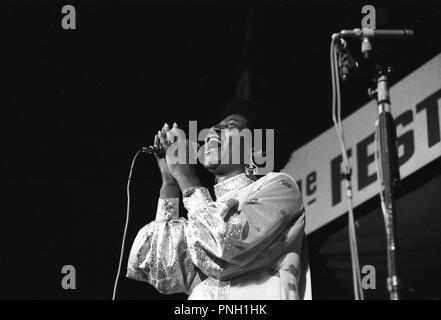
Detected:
[{"left": 126, "top": 172, "right": 312, "bottom": 300}]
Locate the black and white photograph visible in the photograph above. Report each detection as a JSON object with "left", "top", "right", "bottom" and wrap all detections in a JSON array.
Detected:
[{"left": 2, "top": 0, "right": 441, "bottom": 305}]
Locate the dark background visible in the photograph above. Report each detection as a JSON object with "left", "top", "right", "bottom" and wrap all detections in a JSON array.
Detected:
[{"left": 1, "top": 0, "right": 441, "bottom": 299}]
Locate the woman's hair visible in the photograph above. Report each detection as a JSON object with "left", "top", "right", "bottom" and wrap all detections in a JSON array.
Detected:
[
  {"left": 220, "top": 99, "right": 292, "bottom": 172},
  {"left": 221, "top": 99, "right": 266, "bottom": 130}
]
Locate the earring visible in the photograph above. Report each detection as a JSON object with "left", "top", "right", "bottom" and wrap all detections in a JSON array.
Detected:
[{"left": 245, "top": 152, "right": 258, "bottom": 180}]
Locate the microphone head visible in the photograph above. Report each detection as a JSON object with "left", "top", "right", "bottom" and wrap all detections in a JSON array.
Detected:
[
  {"left": 143, "top": 145, "right": 165, "bottom": 158},
  {"left": 339, "top": 29, "right": 362, "bottom": 38},
  {"left": 403, "top": 29, "right": 415, "bottom": 39},
  {"left": 339, "top": 28, "right": 415, "bottom": 39}
]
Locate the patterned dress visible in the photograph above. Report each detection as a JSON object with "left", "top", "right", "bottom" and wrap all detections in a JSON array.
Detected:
[{"left": 126, "top": 172, "right": 312, "bottom": 300}]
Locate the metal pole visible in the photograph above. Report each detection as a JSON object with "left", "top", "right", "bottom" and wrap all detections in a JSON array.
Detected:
[{"left": 374, "top": 70, "right": 401, "bottom": 300}]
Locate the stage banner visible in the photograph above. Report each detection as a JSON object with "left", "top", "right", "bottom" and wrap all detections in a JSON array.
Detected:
[{"left": 283, "top": 53, "right": 441, "bottom": 234}]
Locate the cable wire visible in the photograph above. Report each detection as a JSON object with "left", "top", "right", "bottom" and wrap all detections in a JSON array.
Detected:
[
  {"left": 330, "top": 37, "right": 364, "bottom": 300},
  {"left": 112, "top": 149, "right": 144, "bottom": 300}
]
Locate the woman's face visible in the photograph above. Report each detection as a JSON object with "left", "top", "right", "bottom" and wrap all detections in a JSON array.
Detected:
[{"left": 199, "top": 114, "right": 249, "bottom": 174}]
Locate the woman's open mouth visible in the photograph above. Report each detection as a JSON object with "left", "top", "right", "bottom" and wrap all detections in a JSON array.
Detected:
[{"left": 205, "top": 133, "right": 222, "bottom": 153}]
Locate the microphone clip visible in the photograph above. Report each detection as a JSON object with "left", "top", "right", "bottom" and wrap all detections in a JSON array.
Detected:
[{"left": 334, "top": 37, "right": 359, "bottom": 82}]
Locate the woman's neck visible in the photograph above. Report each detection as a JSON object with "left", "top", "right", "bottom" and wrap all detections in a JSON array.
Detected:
[{"left": 215, "top": 168, "right": 245, "bottom": 185}]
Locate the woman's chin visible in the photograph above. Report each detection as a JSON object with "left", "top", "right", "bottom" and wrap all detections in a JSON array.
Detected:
[{"left": 203, "top": 160, "right": 221, "bottom": 173}]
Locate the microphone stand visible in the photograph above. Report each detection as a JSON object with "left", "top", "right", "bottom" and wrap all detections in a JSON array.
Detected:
[
  {"left": 368, "top": 65, "right": 401, "bottom": 300},
  {"left": 338, "top": 28, "right": 414, "bottom": 299}
]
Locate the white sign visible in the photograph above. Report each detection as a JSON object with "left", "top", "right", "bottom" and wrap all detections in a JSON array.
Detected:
[{"left": 283, "top": 53, "right": 441, "bottom": 234}]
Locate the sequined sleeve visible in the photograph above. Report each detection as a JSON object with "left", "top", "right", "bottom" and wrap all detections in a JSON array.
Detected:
[
  {"left": 184, "top": 173, "right": 305, "bottom": 281},
  {"left": 126, "top": 198, "right": 197, "bottom": 294}
]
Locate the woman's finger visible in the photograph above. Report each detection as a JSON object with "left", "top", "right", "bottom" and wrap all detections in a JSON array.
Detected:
[
  {"left": 154, "top": 134, "right": 159, "bottom": 147},
  {"left": 158, "top": 130, "right": 168, "bottom": 147},
  {"left": 161, "top": 125, "right": 167, "bottom": 135},
  {"left": 161, "top": 127, "right": 170, "bottom": 145},
  {"left": 164, "top": 123, "right": 175, "bottom": 143},
  {"left": 170, "top": 122, "right": 182, "bottom": 143}
]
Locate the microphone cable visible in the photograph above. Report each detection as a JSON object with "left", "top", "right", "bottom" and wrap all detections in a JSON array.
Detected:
[
  {"left": 112, "top": 148, "right": 145, "bottom": 300},
  {"left": 330, "top": 35, "right": 365, "bottom": 300}
]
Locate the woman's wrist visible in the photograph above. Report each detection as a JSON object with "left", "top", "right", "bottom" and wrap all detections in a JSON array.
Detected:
[
  {"left": 160, "top": 181, "right": 179, "bottom": 199},
  {"left": 161, "top": 171, "right": 177, "bottom": 186},
  {"left": 174, "top": 169, "right": 201, "bottom": 192},
  {"left": 161, "top": 176, "right": 176, "bottom": 186}
]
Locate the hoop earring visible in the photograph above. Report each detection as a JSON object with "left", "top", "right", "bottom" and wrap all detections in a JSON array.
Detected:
[{"left": 245, "top": 152, "right": 258, "bottom": 180}]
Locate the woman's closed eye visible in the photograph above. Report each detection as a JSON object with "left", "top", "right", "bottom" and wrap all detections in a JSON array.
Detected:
[
  {"left": 226, "top": 120, "right": 242, "bottom": 130},
  {"left": 214, "top": 122, "right": 239, "bottom": 131}
]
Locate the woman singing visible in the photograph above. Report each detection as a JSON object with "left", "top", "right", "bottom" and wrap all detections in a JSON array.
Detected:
[{"left": 126, "top": 100, "right": 311, "bottom": 300}]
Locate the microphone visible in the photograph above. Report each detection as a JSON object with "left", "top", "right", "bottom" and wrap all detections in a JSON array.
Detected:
[
  {"left": 142, "top": 145, "right": 165, "bottom": 158},
  {"left": 339, "top": 28, "right": 415, "bottom": 39},
  {"left": 338, "top": 28, "right": 414, "bottom": 60},
  {"left": 334, "top": 37, "right": 358, "bottom": 81}
]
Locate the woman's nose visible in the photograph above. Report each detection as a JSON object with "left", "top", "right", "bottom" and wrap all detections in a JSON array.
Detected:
[{"left": 210, "top": 126, "right": 222, "bottom": 135}]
